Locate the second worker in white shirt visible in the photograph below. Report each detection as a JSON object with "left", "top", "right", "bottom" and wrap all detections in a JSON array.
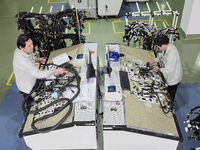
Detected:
[{"left": 147, "top": 35, "right": 182, "bottom": 103}]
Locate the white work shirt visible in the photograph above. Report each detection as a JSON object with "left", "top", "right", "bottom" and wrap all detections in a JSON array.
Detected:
[
  {"left": 13, "top": 48, "right": 51, "bottom": 94},
  {"left": 155, "top": 44, "right": 182, "bottom": 86}
]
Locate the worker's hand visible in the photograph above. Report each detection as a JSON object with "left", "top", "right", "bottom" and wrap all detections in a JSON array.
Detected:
[
  {"left": 35, "top": 58, "right": 46, "bottom": 63},
  {"left": 147, "top": 60, "right": 156, "bottom": 65},
  {"left": 152, "top": 67, "right": 160, "bottom": 72},
  {"left": 57, "top": 68, "right": 67, "bottom": 74},
  {"left": 51, "top": 68, "right": 67, "bottom": 75}
]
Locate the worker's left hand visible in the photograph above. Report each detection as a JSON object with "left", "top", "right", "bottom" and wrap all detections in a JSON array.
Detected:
[
  {"left": 35, "top": 58, "right": 46, "bottom": 63},
  {"left": 152, "top": 67, "right": 160, "bottom": 72}
]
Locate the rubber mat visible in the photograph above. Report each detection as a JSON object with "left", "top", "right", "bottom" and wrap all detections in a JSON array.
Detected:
[
  {"left": 0, "top": 81, "right": 31, "bottom": 150},
  {"left": 174, "top": 83, "right": 200, "bottom": 150}
]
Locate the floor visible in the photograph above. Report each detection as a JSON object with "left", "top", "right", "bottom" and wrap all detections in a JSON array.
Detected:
[
  {"left": 1, "top": 0, "right": 200, "bottom": 104},
  {"left": 0, "top": 0, "right": 200, "bottom": 149}
]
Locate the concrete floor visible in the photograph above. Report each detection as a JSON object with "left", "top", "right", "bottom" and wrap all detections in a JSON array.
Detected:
[
  {"left": 0, "top": 0, "right": 200, "bottom": 150},
  {"left": 1, "top": 0, "right": 200, "bottom": 104}
]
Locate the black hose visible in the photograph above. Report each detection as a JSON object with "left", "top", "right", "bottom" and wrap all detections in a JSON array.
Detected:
[
  {"left": 21, "top": 63, "right": 81, "bottom": 133},
  {"left": 31, "top": 97, "right": 73, "bottom": 133}
]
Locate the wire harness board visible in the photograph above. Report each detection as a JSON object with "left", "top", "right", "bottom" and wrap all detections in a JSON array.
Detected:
[
  {"left": 103, "top": 45, "right": 181, "bottom": 141},
  {"left": 19, "top": 62, "right": 81, "bottom": 136},
  {"left": 120, "top": 56, "right": 173, "bottom": 114}
]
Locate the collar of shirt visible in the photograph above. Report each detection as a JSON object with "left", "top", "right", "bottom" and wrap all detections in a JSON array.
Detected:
[
  {"left": 165, "top": 44, "right": 172, "bottom": 56},
  {"left": 17, "top": 48, "right": 31, "bottom": 58}
]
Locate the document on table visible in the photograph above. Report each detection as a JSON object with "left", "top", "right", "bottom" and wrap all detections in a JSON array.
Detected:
[
  {"left": 65, "top": 78, "right": 95, "bottom": 102},
  {"left": 52, "top": 52, "right": 70, "bottom": 65}
]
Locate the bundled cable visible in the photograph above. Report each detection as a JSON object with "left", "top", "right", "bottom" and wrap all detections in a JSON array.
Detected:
[
  {"left": 21, "top": 62, "right": 81, "bottom": 133},
  {"left": 132, "top": 62, "right": 172, "bottom": 114},
  {"left": 15, "top": 9, "right": 86, "bottom": 58},
  {"left": 154, "top": 92, "right": 173, "bottom": 114},
  {"left": 123, "top": 21, "right": 180, "bottom": 50},
  {"left": 184, "top": 105, "right": 200, "bottom": 140}
]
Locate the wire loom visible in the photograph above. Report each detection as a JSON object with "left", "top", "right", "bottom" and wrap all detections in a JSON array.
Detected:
[
  {"left": 21, "top": 62, "right": 81, "bottom": 134},
  {"left": 15, "top": 9, "right": 86, "bottom": 58},
  {"left": 184, "top": 105, "right": 200, "bottom": 141},
  {"left": 128, "top": 61, "right": 173, "bottom": 114},
  {"left": 123, "top": 21, "right": 180, "bottom": 50}
]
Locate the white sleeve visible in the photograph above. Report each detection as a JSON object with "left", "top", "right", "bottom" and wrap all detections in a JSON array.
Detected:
[{"left": 18, "top": 55, "right": 51, "bottom": 79}]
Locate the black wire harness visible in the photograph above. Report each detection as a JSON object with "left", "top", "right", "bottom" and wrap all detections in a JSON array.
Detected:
[
  {"left": 15, "top": 9, "right": 86, "bottom": 58},
  {"left": 184, "top": 105, "right": 200, "bottom": 140},
  {"left": 126, "top": 61, "right": 173, "bottom": 114},
  {"left": 21, "top": 62, "right": 81, "bottom": 133},
  {"left": 123, "top": 21, "right": 180, "bottom": 50}
]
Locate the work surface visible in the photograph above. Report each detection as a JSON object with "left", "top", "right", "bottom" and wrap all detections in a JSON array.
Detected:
[
  {"left": 121, "top": 45, "right": 178, "bottom": 135},
  {"left": 22, "top": 44, "right": 84, "bottom": 133},
  {"left": 103, "top": 44, "right": 181, "bottom": 141},
  {"left": 19, "top": 43, "right": 98, "bottom": 150}
]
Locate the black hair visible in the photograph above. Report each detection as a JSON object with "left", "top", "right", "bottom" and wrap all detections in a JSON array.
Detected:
[
  {"left": 17, "top": 34, "right": 30, "bottom": 49},
  {"left": 154, "top": 35, "right": 169, "bottom": 47}
]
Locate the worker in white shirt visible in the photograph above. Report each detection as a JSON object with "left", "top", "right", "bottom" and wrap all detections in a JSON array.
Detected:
[
  {"left": 147, "top": 35, "right": 182, "bottom": 103},
  {"left": 13, "top": 34, "right": 67, "bottom": 108}
]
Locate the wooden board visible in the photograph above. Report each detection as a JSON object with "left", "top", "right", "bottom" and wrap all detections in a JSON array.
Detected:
[{"left": 120, "top": 45, "right": 178, "bottom": 135}]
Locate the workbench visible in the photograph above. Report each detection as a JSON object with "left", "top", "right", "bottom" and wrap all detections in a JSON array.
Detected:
[
  {"left": 103, "top": 44, "right": 182, "bottom": 150},
  {"left": 19, "top": 43, "right": 99, "bottom": 150}
]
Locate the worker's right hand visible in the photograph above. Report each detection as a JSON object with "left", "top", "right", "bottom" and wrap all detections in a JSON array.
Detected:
[
  {"left": 51, "top": 68, "right": 67, "bottom": 75},
  {"left": 152, "top": 67, "right": 159, "bottom": 72},
  {"left": 56, "top": 68, "right": 67, "bottom": 74},
  {"left": 147, "top": 60, "right": 156, "bottom": 65}
]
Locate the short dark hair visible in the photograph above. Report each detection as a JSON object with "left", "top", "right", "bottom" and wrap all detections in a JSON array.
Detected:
[
  {"left": 154, "top": 35, "right": 169, "bottom": 47},
  {"left": 17, "top": 34, "right": 30, "bottom": 49}
]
